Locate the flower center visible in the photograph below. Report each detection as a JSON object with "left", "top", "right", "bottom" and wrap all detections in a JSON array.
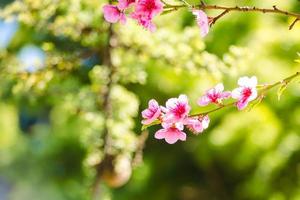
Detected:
[
  {"left": 142, "top": 0, "right": 156, "bottom": 11},
  {"left": 208, "top": 93, "right": 219, "bottom": 103},
  {"left": 243, "top": 87, "right": 252, "bottom": 98},
  {"left": 173, "top": 103, "right": 186, "bottom": 118}
]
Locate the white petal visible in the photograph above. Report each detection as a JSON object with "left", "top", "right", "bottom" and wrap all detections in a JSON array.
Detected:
[
  {"left": 215, "top": 83, "right": 224, "bottom": 93},
  {"left": 178, "top": 94, "right": 188, "bottom": 103},
  {"left": 231, "top": 88, "right": 242, "bottom": 99},
  {"left": 165, "top": 98, "right": 177, "bottom": 109},
  {"left": 248, "top": 88, "right": 258, "bottom": 101},
  {"left": 248, "top": 76, "right": 258, "bottom": 88},
  {"left": 237, "top": 76, "right": 250, "bottom": 87}
]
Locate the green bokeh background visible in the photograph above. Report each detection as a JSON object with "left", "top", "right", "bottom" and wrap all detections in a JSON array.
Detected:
[{"left": 0, "top": 0, "right": 300, "bottom": 199}]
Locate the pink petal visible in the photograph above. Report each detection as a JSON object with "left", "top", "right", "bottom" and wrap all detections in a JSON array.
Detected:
[
  {"left": 177, "top": 131, "right": 186, "bottom": 141},
  {"left": 149, "top": 99, "right": 159, "bottom": 108},
  {"left": 142, "top": 118, "right": 151, "bottom": 125},
  {"left": 198, "top": 95, "right": 211, "bottom": 106},
  {"left": 220, "top": 91, "right": 231, "bottom": 99},
  {"left": 118, "top": 0, "right": 135, "bottom": 10},
  {"left": 102, "top": 5, "right": 121, "bottom": 23},
  {"left": 231, "top": 88, "right": 242, "bottom": 99},
  {"left": 141, "top": 109, "right": 151, "bottom": 118},
  {"left": 164, "top": 128, "right": 186, "bottom": 144},
  {"left": 236, "top": 100, "right": 249, "bottom": 110},
  {"left": 154, "top": 129, "right": 166, "bottom": 139},
  {"left": 192, "top": 10, "right": 209, "bottom": 37},
  {"left": 185, "top": 117, "right": 203, "bottom": 133},
  {"left": 119, "top": 13, "right": 127, "bottom": 25},
  {"left": 214, "top": 83, "right": 224, "bottom": 93}
]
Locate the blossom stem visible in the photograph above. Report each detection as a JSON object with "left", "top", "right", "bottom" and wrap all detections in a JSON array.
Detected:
[{"left": 190, "top": 72, "right": 300, "bottom": 117}]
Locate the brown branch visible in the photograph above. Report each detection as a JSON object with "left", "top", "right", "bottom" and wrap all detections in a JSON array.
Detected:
[
  {"left": 163, "top": 3, "right": 300, "bottom": 29},
  {"left": 210, "top": 9, "right": 229, "bottom": 25},
  {"left": 132, "top": 130, "right": 149, "bottom": 168},
  {"left": 92, "top": 14, "right": 118, "bottom": 199},
  {"left": 289, "top": 18, "right": 300, "bottom": 30}
]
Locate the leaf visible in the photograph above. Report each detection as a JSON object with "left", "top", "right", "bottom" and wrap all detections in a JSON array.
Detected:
[
  {"left": 295, "top": 52, "right": 300, "bottom": 63},
  {"left": 277, "top": 83, "right": 288, "bottom": 101},
  {"left": 246, "top": 96, "right": 264, "bottom": 112},
  {"left": 161, "top": 9, "right": 177, "bottom": 16},
  {"left": 141, "top": 119, "right": 160, "bottom": 131}
]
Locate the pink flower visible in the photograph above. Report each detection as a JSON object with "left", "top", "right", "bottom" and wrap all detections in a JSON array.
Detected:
[
  {"left": 154, "top": 127, "right": 186, "bottom": 144},
  {"left": 198, "top": 83, "right": 231, "bottom": 106},
  {"left": 118, "top": 0, "right": 136, "bottom": 10},
  {"left": 131, "top": 13, "right": 156, "bottom": 31},
  {"left": 162, "top": 94, "right": 191, "bottom": 125},
  {"left": 103, "top": 5, "right": 126, "bottom": 24},
  {"left": 192, "top": 10, "right": 210, "bottom": 37},
  {"left": 232, "top": 76, "right": 258, "bottom": 110},
  {"left": 131, "top": 0, "right": 163, "bottom": 31},
  {"left": 141, "top": 99, "right": 161, "bottom": 125},
  {"left": 185, "top": 115, "right": 210, "bottom": 134}
]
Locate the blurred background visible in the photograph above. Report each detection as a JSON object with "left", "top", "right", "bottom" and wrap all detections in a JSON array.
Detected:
[{"left": 0, "top": 0, "right": 300, "bottom": 199}]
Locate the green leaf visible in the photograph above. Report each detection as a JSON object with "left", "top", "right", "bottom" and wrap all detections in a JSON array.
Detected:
[
  {"left": 277, "top": 83, "right": 288, "bottom": 101},
  {"left": 246, "top": 96, "right": 264, "bottom": 112},
  {"left": 141, "top": 119, "right": 161, "bottom": 131}
]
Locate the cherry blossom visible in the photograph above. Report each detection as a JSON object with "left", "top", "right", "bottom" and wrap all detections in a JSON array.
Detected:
[
  {"left": 185, "top": 115, "right": 210, "bottom": 134},
  {"left": 198, "top": 83, "right": 231, "bottom": 106},
  {"left": 154, "top": 127, "right": 186, "bottom": 144},
  {"left": 232, "top": 76, "right": 258, "bottom": 110},
  {"left": 141, "top": 99, "right": 161, "bottom": 125},
  {"left": 102, "top": 5, "right": 127, "bottom": 24},
  {"left": 131, "top": 0, "right": 163, "bottom": 31},
  {"left": 192, "top": 10, "right": 210, "bottom": 37},
  {"left": 162, "top": 94, "right": 191, "bottom": 126}
]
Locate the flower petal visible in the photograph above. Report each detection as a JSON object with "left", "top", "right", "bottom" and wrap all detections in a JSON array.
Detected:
[
  {"left": 215, "top": 83, "right": 224, "bottom": 93},
  {"left": 198, "top": 95, "right": 211, "bottom": 106},
  {"left": 164, "top": 128, "right": 183, "bottom": 144},
  {"left": 231, "top": 88, "right": 242, "bottom": 99},
  {"left": 236, "top": 100, "right": 249, "bottom": 110},
  {"left": 102, "top": 5, "right": 121, "bottom": 23},
  {"left": 220, "top": 91, "right": 231, "bottom": 98},
  {"left": 192, "top": 10, "right": 209, "bottom": 37},
  {"left": 154, "top": 129, "right": 166, "bottom": 139}
]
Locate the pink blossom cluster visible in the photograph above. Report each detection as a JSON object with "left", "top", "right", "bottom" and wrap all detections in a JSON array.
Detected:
[
  {"left": 102, "top": 0, "right": 163, "bottom": 31},
  {"left": 103, "top": 0, "right": 211, "bottom": 36},
  {"left": 141, "top": 76, "right": 258, "bottom": 144}
]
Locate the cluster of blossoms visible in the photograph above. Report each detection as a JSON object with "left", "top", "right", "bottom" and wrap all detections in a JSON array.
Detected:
[
  {"left": 103, "top": 0, "right": 164, "bottom": 31},
  {"left": 103, "top": 0, "right": 211, "bottom": 36},
  {"left": 141, "top": 76, "right": 258, "bottom": 144}
]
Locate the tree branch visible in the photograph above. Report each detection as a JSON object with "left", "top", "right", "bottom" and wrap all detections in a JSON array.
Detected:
[
  {"left": 189, "top": 72, "right": 300, "bottom": 117},
  {"left": 163, "top": 3, "right": 300, "bottom": 29},
  {"left": 92, "top": 16, "right": 117, "bottom": 199}
]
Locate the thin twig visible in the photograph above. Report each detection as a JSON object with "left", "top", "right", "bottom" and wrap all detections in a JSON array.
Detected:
[
  {"left": 289, "top": 18, "right": 300, "bottom": 30},
  {"left": 211, "top": 9, "right": 229, "bottom": 25}
]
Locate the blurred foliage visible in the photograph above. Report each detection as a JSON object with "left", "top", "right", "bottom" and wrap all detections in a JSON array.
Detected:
[{"left": 0, "top": 0, "right": 300, "bottom": 200}]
